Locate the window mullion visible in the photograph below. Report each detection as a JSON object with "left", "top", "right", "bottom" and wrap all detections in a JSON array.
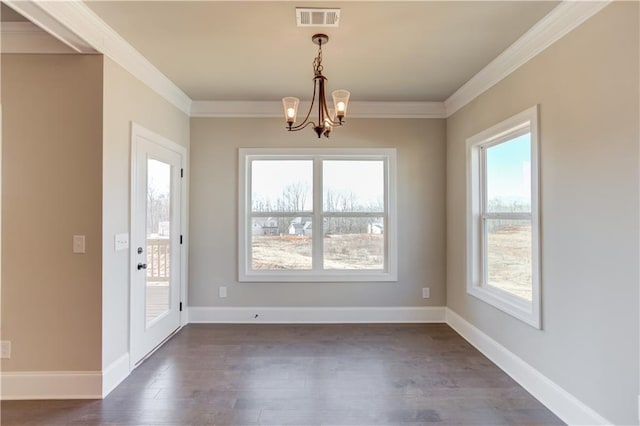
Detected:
[
  {"left": 482, "top": 212, "right": 532, "bottom": 220},
  {"left": 312, "top": 158, "right": 323, "bottom": 272}
]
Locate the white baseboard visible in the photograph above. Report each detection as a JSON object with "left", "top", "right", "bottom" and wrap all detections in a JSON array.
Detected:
[
  {"left": 189, "top": 306, "right": 447, "bottom": 324},
  {"left": 445, "top": 308, "right": 611, "bottom": 425},
  {"left": 1, "top": 371, "right": 102, "bottom": 400},
  {"left": 102, "top": 352, "right": 130, "bottom": 397}
]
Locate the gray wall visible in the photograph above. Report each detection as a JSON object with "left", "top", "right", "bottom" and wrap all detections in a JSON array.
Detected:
[
  {"left": 2, "top": 54, "right": 103, "bottom": 371},
  {"left": 189, "top": 118, "right": 446, "bottom": 307},
  {"left": 446, "top": 3, "right": 639, "bottom": 424}
]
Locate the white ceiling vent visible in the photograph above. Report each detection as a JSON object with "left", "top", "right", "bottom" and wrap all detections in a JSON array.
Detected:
[{"left": 296, "top": 8, "right": 340, "bottom": 27}]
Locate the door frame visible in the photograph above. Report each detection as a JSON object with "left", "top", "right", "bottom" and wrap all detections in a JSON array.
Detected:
[{"left": 129, "top": 122, "right": 188, "bottom": 371}]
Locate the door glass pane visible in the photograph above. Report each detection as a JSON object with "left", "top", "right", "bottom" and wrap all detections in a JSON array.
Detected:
[
  {"left": 146, "top": 159, "right": 171, "bottom": 325},
  {"left": 324, "top": 217, "right": 384, "bottom": 270},
  {"left": 486, "top": 134, "right": 531, "bottom": 213},
  {"left": 251, "top": 160, "right": 312, "bottom": 212},
  {"left": 251, "top": 217, "right": 312, "bottom": 270},
  {"left": 485, "top": 219, "right": 532, "bottom": 300},
  {"left": 323, "top": 161, "right": 384, "bottom": 212}
]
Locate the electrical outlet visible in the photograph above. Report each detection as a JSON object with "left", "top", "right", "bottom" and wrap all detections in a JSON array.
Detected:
[
  {"left": 219, "top": 286, "right": 227, "bottom": 298},
  {"left": 422, "top": 287, "right": 430, "bottom": 299},
  {"left": 1, "top": 341, "right": 12, "bottom": 359}
]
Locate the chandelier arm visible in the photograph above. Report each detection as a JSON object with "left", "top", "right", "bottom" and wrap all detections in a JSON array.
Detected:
[
  {"left": 325, "top": 117, "right": 344, "bottom": 126},
  {"left": 318, "top": 78, "right": 325, "bottom": 129},
  {"left": 289, "top": 78, "right": 318, "bottom": 131},
  {"left": 321, "top": 90, "right": 332, "bottom": 122},
  {"left": 320, "top": 90, "right": 344, "bottom": 126},
  {"left": 287, "top": 121, "right": 318, "bottom": 132}
]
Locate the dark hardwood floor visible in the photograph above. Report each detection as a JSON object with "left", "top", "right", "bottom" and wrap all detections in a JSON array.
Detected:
[{"left": 1, "top": 324, "right": 563, "bottom": 425}]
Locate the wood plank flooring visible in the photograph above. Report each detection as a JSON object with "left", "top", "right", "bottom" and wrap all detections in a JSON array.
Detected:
[{"left": 1, "top": 324, "right": 564, "bottom": 425}]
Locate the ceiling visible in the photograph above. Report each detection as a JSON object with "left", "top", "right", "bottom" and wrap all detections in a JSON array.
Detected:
[{"left": 84, "top": 1, "right": 558, "bottom": 103}]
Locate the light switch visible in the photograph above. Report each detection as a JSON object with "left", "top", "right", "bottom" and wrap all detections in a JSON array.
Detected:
[
  {"left": 114, "top": 233, "right": 129, "bottom": 251},
  {"left": 0, "top": 341, "right": 11, "bottom": 359},
  {"left": 73, "top": 235, "right": 86, "bottom": 254}
]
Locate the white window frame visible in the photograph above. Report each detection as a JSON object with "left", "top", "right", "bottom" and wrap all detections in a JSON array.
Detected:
[
  {"left": 466, "top": 105, "right": 541, "bottom": 329},
  {"left": 239, "top": 148, "right": 397, "bottom": 282}
]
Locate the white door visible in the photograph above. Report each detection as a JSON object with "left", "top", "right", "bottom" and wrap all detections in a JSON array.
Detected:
[{"left": 131, "top": 124, "right": 184, "bottom": 366}]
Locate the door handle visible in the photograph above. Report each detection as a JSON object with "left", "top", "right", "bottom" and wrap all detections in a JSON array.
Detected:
[{"left": 137, "top": 263, "right": 147, "bottom": 270}]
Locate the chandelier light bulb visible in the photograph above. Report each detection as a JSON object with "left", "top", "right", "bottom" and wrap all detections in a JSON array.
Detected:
[
  {"left": 332, "top": 90, "right": 350, "bottom": 123},
  {"left": 281, "top": 97, "right": 300, "bottom": 128}
]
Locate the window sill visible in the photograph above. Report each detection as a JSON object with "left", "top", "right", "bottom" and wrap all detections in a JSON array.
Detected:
[
  {"left": 239, "top": 271, "right": 398, "bottom": 282},
  {"left": 467, "top": 284, "right": 540, "bottom": 329}
]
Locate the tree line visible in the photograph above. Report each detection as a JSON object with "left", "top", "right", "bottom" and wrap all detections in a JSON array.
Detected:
[{"left": 253, "top": 183, "right": 384, "bottom": 235}]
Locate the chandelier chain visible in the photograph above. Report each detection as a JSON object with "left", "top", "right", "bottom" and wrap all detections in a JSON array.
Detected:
[{"left": 313, "top": 43, "right": 323, "bottom": 76}]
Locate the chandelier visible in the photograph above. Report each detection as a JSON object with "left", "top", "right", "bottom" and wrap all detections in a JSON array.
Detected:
[{"left": 282, "top": 34, "right": 350, "bottom": 138}]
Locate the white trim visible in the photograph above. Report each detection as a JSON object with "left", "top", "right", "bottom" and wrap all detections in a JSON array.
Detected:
[
  {"left": 466, "top": 105, "right": 541, "bottom": 329},
  {"left": 444, "top": 1, "right": 610, "bottom": 116},
  {"left": 1, "top": 21, "right": 77, "bottom": 54},
  {"left": 2, "top": 1, "right": 96, "bottom": 54},
  {"left": 191, "top": 101, "right": 446, "bottom": 119},
  {"left": 4, "top": 1, "right": 191, "bottom": 115},
  {"left": 1, "top": 371, "right": 102, "bottom": 400},
  {"left": 101, "top": 353, "right": 130, "bottom": 398},
  {"left": 189, "top": 306, "right": 446, "bottom": 324},
  {"left": 445, "top": 308, "right": 612, "bottom": 425},
  {"left": 179, "top": 160, "right": 189, "bottom": 329}
]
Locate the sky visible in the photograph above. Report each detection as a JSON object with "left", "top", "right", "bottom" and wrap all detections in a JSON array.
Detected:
[
  {"left": 249, "top": 141, "right": 531, "bottom": 211},
  {"left": 148, "top": 158, "right": 171, "bottom": 196},
  {"left": 251, "top": 159, "right": 384, "bottom": 211},
  {"left": 485, "top": 133, "right": 531, "bottom": 203}
]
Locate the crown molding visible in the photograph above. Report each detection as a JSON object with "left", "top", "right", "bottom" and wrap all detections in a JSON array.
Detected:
[
  {"left": 191, "top": 101, "right": 447, "bottom": 119},
  {"left": 1, "top": 22, "right": 77, "bottom": 54},
  {"left": 4, "top": 0, "right": 192, "bottom": 116},
  {"left": 444, "top": 1, "right": 611, "bottom": 117},
  {"left": 2, "top": 1, "right": 95, "bottom": 54}
]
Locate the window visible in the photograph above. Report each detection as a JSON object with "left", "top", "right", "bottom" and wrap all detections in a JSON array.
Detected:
[
  {"left": 239, "top": 148, "right": 397, "bottom": 282},
  {"left": 466, "top": 106, "right": 541, "bottom": 328}
]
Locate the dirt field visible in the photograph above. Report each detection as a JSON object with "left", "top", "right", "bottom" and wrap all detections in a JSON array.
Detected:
[
  {"left": 252, "top": 235, "right": 312, "bottom": 269},
  {"left": 252, "top": 234, "right": 384, "bottom": 270},
  {"left": 487, "top": 223, "right": 532, "bottom": 300},
  {"left": 252, "top": 227, "right": 532, "bottom": 301}
]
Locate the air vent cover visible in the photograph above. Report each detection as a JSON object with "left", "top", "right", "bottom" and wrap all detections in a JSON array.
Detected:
[{"left": 296, "top": 8, "right": 340, "bottom": 27}]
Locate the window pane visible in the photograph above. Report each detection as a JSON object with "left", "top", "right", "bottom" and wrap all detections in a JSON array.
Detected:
[
  {"left": 251, "top": 217, "right": 312, "bottom": 270},
  {"left": 252, "top": 160, "right": 312, "bottom": 212},
  {"left": 324, "top": 217, "right": 384, "bottom": 270},
  {"left": 485, "top": 219, "right": 532, "bottom": 300},
  {"left": 146, "top": 159, "right": 171, "bottom": 325},
  {"left": 323, "top": 160, "right": 384, "bottom": 212},
  {"left": 486, "top": 134, "right": 531, "bottom": 213}
]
